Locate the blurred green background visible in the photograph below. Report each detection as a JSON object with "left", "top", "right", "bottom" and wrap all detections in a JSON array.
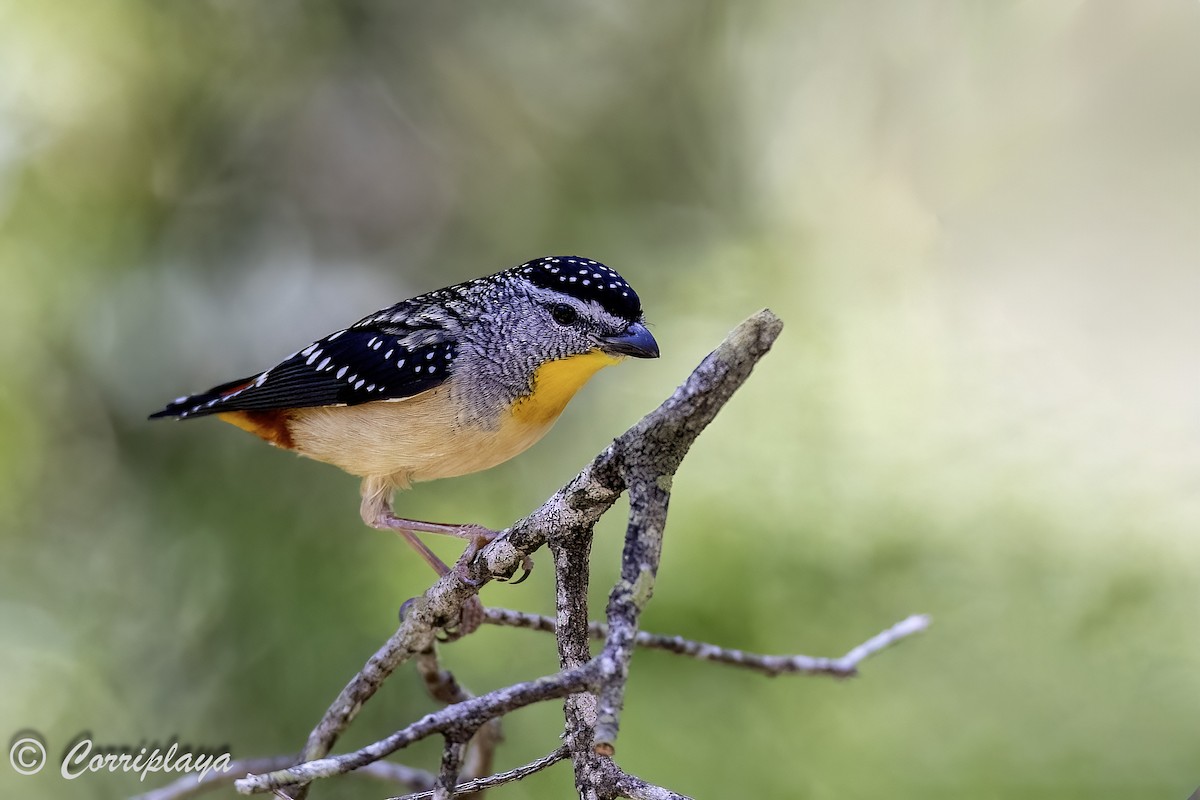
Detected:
[{"left": 3, "top": 2, "right": 1199, "bottom": 798}]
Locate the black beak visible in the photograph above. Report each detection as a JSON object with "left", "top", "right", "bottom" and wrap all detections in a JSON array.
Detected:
[{"left": 599, "top": 321, "right": 660, "bottom": 359}]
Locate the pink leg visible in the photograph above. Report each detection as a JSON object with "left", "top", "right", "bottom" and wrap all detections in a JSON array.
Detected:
[
  {"left": 357, "top": 478, "right": 533, "bottom": 585},
  {"left": 371, "top": 514, "right": 533, "bottom": 585}
]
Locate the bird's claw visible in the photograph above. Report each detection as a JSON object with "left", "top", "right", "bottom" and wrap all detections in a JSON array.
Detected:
[
  {"left": 451, "top": 535, "right": 491, "bottom": 587},
  {"left": 501, "top": 555, "right": 535, "bottom": 584},
  {"left": 438, "top": 595, "right": 485, "bottom": 642}
]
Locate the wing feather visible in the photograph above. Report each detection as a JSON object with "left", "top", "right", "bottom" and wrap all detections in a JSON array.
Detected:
[{"left": 149, "top": 325, "right": 457, "bottom": 419}]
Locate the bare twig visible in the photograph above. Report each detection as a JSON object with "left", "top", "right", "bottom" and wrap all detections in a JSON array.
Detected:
[
  {"left": 549, "top": 530, "right": 606, "bottom": 798},
  {"left": 415, "top": 648, "right": 469, "bottom": 705},
  {"left": 167, "top": 310, "right": 929, "bottom": 800},
  {"left": 460, "top": 722, "right": 502, "bottom": 798},
  {"left": 585, "top": 308, "right": 787, "bottom": 760},
  {"left": 415, "top": 646, "right": 504, "bottom": 796},
  {"left": 614, "top": 769, "right": 694, "bottom": 800},
  {"left": 235, "top": 665, "right": 596, "bottom": 793},
  {"left": 131, "top": 757, "right": 436, "bottom": 800},
  {"left": 433, "top": 740, "right": 468, "bottom": 800},
  {"left": 835, "top": 614, "right": 930, "bottom": 669},
  {"left": 387, "top": 746, "right": 570, "bottom": 800},
  {"left": 355, "top": 762, "right": 440, "bottom": 791},
  {"left": 591, "top": 459, "right": 670, "bottom": 755},
  {"left": 482, "top": 608, "right": 930, "bottom": 677}
]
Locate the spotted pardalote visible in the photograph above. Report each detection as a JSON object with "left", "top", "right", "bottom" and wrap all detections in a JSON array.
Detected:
[{"left": 151, "top": 256, "right": 659, "bottom": 578}]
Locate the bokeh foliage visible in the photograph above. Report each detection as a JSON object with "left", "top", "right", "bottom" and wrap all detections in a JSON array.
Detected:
[{"left": 3, "top": 2, "right": 1200, "bottom": 798}]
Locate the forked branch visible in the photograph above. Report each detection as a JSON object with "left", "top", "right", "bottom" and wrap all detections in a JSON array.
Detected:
[{"left": 134, "top": 310, "right": 928, "bottom": 800}]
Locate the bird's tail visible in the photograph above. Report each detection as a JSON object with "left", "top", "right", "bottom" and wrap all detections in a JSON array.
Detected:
[{"left": 148, "top": 375, "right": 258, "bottom": 420}]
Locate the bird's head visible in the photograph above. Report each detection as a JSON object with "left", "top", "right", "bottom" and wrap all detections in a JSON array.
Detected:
[
  {"left": 449, "top": 256, "right": 658, "bottom": 422},
  {"left": 506, "top": 255, "right": 659, "bottom": 364}
]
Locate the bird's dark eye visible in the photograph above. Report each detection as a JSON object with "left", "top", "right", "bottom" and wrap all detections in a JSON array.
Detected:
[{"left": 550, "top": 303, "right": 578, "bottom": 326}]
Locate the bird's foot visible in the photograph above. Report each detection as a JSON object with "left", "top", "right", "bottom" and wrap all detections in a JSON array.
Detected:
[
  {"left": 397, "top": 594, "right": 485, "bottom": 642},
  {"left": 374, "top": 513, "right": 534, "bottom": 584},
  {"left": 438, "top": 595, "right": 486, "bottom": 642},
  {"left": 502, "top": 554, "right": 536, "bottom": 584},
  {"left": 452, "top": 530, "right": 535, "bottom": 585},
  {"left": 371, "top": 515, "right": 488, "bottom": 577}
]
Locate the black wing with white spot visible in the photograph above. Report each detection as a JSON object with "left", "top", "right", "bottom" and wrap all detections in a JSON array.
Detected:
[{"left": 149, "top": 326, "right": 458, "bottom": 419}]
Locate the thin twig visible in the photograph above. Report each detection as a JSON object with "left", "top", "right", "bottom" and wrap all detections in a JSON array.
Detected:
[
  {"left": 614, "top": 767, "right": 695, "bottom": 800},
  {"left": 460, "top": 721, "right": 502, "bottom": 799},
  {"left": 482, "top": 607, "right": 930, "bottom": 677},
  {"left": 415, "top": 646, "right": 504, "bottom": 797},
  {"left": 131, "top": 756, "right": 436, "bottom": 800},
  {"left": 235, "top": 666, "right": 596, "bottom": 794},
  {"left": 387, "top": 745, "right": 570, "bottom": 800},
  {"left": 416, "top": 647, "right": 471, "bottom": 705},
  {"left": 433, "top": 740, "right": 467, "bottom": 800},
  {"left": 834, "top": 614, "right": 931, "bottom": 670},
  {"left": 356, "top": 762, "right": 440, "bottom": 790}
]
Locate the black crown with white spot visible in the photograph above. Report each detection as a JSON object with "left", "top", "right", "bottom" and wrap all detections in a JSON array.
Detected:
[{"left": 519, "top": 256, "right": 642, "bottom": 322}]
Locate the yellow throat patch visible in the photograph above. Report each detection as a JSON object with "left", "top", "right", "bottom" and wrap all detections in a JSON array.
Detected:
[{"left": 511, "top": 350, "right": 623, "bottom": 426}]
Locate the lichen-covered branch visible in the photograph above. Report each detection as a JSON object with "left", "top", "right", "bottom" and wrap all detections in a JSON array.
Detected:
[
  {"left": 138, "top": 310, "right": 928, "bottom": 800},
  {"left": 432, "top": 740, "right": 468, "bottom": 800},
  {"left": 549, "top": 528, "right": 606, "bottom": 797},
  {"left": 591, "top": 468, "right": 670, "bottom": 754},
  {"left": 591, "top": 310, "right": 783, "bottom": 760}
]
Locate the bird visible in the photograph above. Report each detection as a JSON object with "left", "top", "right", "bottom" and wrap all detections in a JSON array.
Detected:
[{"left": 150, "top": 255, "right": 659, "bottom": 582}]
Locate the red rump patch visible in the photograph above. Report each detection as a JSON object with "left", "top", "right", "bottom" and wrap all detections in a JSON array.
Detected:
[{"left": 217, "top": 409, "right": 294, "bottom": 449}]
